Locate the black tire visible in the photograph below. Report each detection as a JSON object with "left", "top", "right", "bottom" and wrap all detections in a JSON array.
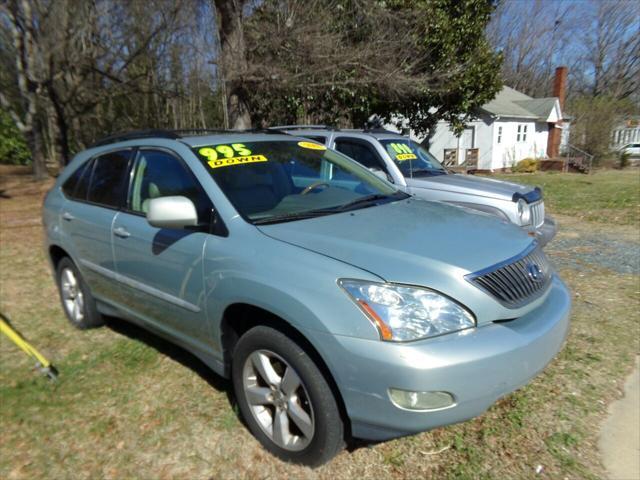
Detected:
[
  {"left": 232, "top": 326, "right": 344, "bottom": 466},
  {"left": 55, "top": 257, "right": 104, "bottom": 329}
]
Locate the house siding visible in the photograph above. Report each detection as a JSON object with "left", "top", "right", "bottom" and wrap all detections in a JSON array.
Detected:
[
  {"left": 489, "top": 119, "right": 541, "bottom": 169},
  {"left": 428, "top": 117, "right": 494, "bottom": 169}
]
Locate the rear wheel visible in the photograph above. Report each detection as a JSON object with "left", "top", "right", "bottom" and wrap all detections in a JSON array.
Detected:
[
  {"left": 232, "top": 326, "right": 344, "bottom": 466},
  {"left": 56, "top": 257, "right": 104, "bottom": 329}
]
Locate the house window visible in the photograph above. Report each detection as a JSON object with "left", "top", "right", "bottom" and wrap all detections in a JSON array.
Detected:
[
  {"left": 497, "top": 126, "right": 502, "bottom": 144},
  {"left": 517, "top": 124, "right": 528, "bottom": 142}
]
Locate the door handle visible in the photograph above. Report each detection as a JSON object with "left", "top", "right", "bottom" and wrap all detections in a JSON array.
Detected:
[
  {"left": 62, "top": 212, "right": 75, "bottom": 221},
  {"left": 113, "top": 226, "right": 131, "bottom": 238}
]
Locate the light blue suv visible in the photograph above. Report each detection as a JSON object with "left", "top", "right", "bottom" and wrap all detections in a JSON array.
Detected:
[{"left": 43, "top": 130, "right": 571, "bottom": 466}]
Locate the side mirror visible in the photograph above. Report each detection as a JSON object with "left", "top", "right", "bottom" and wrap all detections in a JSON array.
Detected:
[
  {"left": 369, "top": 168, "right": 393, "bottom": 183},
  {"left": 146, "top": 196, "right": 198, "bottom": 229}
]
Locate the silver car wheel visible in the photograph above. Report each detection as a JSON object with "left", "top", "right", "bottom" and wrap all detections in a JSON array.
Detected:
[
  {"left": 60, "top": 267, "right": 85, "bottom": 323},
  {"left": 242, "top": 349, "right": 315, "bottom": 451}
]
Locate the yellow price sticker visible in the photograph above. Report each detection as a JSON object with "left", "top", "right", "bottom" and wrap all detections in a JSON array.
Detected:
[
  {"left": 396, "top": 153, "right": 417, "bottom": 161},
  {"left": 208, "top": 155, "right": 268, "bottom": 169},
  {"left": 198, "top": 144, "right": 253, "bottom": 162},
  {"left": 298, "top": 141, "right": 326, "bottom": 150}
]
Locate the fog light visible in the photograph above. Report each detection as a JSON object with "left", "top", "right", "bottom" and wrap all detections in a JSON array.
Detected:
[{"left": 388, "top": 388, "right": 455, "bottom": 411}]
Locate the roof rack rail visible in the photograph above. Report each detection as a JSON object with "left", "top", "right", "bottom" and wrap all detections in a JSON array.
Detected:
[
  {"left": 362, "top": 127, "right": 397, "bottom": 134},
  {"left": 90, "top": 127, "right": 291, "bottom": 148},
  {"left": 175, "top": 128, "right": 287, "bottom": 136},
  {"left": 269, "top": 125, "right": 336, "bottom": 131},
  {"left": 90, "top": 129, "right": 181, "bottom": 148}
]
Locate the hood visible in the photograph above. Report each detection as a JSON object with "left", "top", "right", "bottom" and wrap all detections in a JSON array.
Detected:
[
  {"left": 257, "top": 197, "right": 533, "bottom": 286},
  {"left": 406, "top": 173, "right": 534, "bottom": 201}
]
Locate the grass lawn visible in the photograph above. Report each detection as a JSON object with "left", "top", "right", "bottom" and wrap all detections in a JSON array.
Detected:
[
  {"left": 489, "top": 169, "right": 640, "bottom": 226},
  {"left": 1, "top": 166, "right": 639, "bottom": 479}
]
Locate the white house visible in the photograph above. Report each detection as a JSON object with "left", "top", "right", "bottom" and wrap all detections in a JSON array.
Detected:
[
  {"left": 389, "top": 67, "right": 571, "bottom": 171},
  {"left": 427, "top": 85, "right": 567, "bottom": 170}
]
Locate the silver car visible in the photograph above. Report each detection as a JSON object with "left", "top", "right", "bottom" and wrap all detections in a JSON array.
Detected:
[
  {"left": 43, "top": 130, "right": 570, "bottom": 466},
  {"left": 279, "top": 126, "right": 557, "bottom": 246}
]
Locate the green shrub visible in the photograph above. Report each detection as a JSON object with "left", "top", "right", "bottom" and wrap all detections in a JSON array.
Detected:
[
  {"left": 0, "top": 109, "right": 31, "bottom": 165},
  {"left": 512, "top": 158, "right": 539, "bottom": 173},
  {"left": 618, "top": 151, "right": 631, "bottom": 169}
]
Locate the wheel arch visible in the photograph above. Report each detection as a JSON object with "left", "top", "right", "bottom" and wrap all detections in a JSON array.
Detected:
[
  {"left": 49, "top": 244, "right": 71, "bottom": 270},
  {"left": 220, "top": 302, "right": 351, "bottom": 437}
]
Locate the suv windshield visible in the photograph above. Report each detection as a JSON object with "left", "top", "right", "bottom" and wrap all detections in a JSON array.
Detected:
[
  {"left": 193, "top": 140, "right": 406, "bottom": 224},
  {"left": 379, "top": 139, "right": 447, "bottom": 177}
]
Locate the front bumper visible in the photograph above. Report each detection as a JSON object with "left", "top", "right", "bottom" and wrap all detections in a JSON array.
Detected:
[
  {"left": 531, "top": 215, "right": 557, "bottom": 247},
  {"left": 312, "top": 275, "right": 571, "bottom": 441}
]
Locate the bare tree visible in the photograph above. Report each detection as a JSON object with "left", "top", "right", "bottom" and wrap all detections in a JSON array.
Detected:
[
  {"left": 1, "top": 0, "right": 221, "bottom": 174},
  {"left": 213, "top": 0, "right": 251, "bottom": 129},
  {"left": 0, "top": 0, "right": 47, "bottom": 178},
  {"left": 583, "top": 0, "right": 639, "bottom": 100},
  {"left": 488, "top": 0, "right": 639, "bottom": 102},
  {"left": 487, "top": 0, "right": 580, "bottom": 97}
]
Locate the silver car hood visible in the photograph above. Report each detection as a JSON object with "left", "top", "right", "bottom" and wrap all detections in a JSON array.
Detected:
[
  {"left": 258, "top": 198, "right": 533, "bottom": 285},
  {"left": 406, "top": 173, "right": 534, "bottom": 201}
]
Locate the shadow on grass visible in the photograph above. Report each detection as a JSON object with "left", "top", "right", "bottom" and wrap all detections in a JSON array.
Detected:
[
  {"left": 103, "top": 315, "right": 378, "bottom": 455},
  {"left": 104, "top": 316, "right": 231, "bottom": 394}
]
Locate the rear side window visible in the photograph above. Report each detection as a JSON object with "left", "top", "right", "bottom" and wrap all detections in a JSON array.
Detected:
[
  {"left": 334, "top": 139, "right": 387, "bottom": 172},
  {"left": 302, "top": 135, "right": 327, "bottom": 145},
  {"left": 87, "top": 150, "right": 131, "bottom": 208},
  {"left": 62, "top": 161, "right": 91, "bottom": 199}
]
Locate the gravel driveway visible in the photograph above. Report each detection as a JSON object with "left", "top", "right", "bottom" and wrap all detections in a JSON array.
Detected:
[{"left": 545, "top": 216, "right": 639, "bottom": 275}]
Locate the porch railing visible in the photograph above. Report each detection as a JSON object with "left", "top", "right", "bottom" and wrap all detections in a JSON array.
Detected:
[{"left": 561, "top": 144, "right": 594, "bottom": 173}]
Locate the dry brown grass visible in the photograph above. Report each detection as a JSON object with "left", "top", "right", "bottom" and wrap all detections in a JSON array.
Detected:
[{"left": 1, "top": 166, "right": 638, "bottom": 479}]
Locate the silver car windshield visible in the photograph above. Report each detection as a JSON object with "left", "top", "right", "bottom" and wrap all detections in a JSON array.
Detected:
[
  {"left": 193, "top": 140, "right": 406, "bottom": 224},
  {"left": 379, "top": 139, "right": 447, "bottom": 177}
]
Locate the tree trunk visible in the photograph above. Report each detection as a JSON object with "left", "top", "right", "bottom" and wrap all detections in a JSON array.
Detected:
[
  {"left": 46, "top": 85, "right": 72, "bottom": 166},
  {"left": 228, "top": 91, "right": 251, "bottom": 129},
  {"left": 4, "top": 0, "right": 49, "bottom": 178},
  {"left": 214, "top": 0, "right": 252, "bottom": 129},
  {"left": 27, "top": 117, "right": 47, "bottom": 180}
]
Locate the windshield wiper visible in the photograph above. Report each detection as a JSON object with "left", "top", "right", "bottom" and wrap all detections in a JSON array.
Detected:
[
  {"left": 252, "top": 209, "right": 335, "bottom": 225},
  {"left": 333, "top": 192, "right": 406, "bottom": 212},
  {"left": 410, "top": 168, "right": 447, "bottom": 177},
  {"left": 253, "top": 192, "right": 407, "bottom": 224}
]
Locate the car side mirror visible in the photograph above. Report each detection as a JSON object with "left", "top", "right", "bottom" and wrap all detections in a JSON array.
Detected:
[
  {"left": 146, "top": 196, "right": 198, "bottom": 229},
  {"left": 368, "top": 168, "right": 389, "bottom": 181},
  {"left": 367, "top": 168, "right": 395, "bottom": 183}
]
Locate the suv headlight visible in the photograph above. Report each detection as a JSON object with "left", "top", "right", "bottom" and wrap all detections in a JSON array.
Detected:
[
  {"left": 517, "top": 199, "right": 531, "bottom": 225},
  {"left": 338, "top": 280, "right": 475, "bottom": 342}
]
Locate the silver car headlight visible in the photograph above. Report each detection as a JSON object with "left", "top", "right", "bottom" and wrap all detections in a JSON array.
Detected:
[
  {"left": 338, "top": 280, "right": 476, "bottom": 342},
  {"left": 517, "top": 199, "right": 531, "bottom": 225}
]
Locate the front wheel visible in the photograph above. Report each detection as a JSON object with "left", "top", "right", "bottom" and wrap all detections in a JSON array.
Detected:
[{"left": 232, "top": 326, "right": 344, "bottom": 466}]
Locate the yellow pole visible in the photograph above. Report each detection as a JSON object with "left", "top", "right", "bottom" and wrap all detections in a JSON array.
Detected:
[{"left": 0, "top": 313, "right": 58, "bottom": 381}]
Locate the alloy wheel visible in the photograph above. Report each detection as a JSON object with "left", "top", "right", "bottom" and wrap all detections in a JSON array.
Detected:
[
  {"left": 242, "top": 349, "right": 315, "bottom": 451},
  {"left": 60, "top": 267, "right": 85, "bottom": 323}
]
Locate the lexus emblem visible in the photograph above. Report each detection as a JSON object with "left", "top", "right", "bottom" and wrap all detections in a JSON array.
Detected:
[{"left": 527, "top": 263, "right": 543, "bottom": 282}]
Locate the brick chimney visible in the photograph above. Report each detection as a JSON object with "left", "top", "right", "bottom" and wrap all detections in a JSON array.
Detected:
[
  {"left": 553, "top": 66, "right": 568, "bottom": 111},
  {"left": 547, "top": 66, "right": 567, "bottom": 158}
]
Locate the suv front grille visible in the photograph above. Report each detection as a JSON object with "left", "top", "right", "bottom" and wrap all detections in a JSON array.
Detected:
[
  {"left": 530, "top": 201, "right": 545, "bottom": 228},
  {"left": 466, "top": 244, "right": 552, "bottom": 308}
]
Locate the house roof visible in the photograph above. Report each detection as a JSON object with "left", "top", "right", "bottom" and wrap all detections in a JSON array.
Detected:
[{"left": 480, "top": 86, "right": 561, "bottom": 121}]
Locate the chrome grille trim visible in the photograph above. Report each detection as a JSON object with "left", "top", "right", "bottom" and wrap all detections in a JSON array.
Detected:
[
  {"left": 530, "top": 200, "right": 545, "bottom": 228},
  {"left": 466, "top": 243, "right": 552, "bottom": 309}
]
